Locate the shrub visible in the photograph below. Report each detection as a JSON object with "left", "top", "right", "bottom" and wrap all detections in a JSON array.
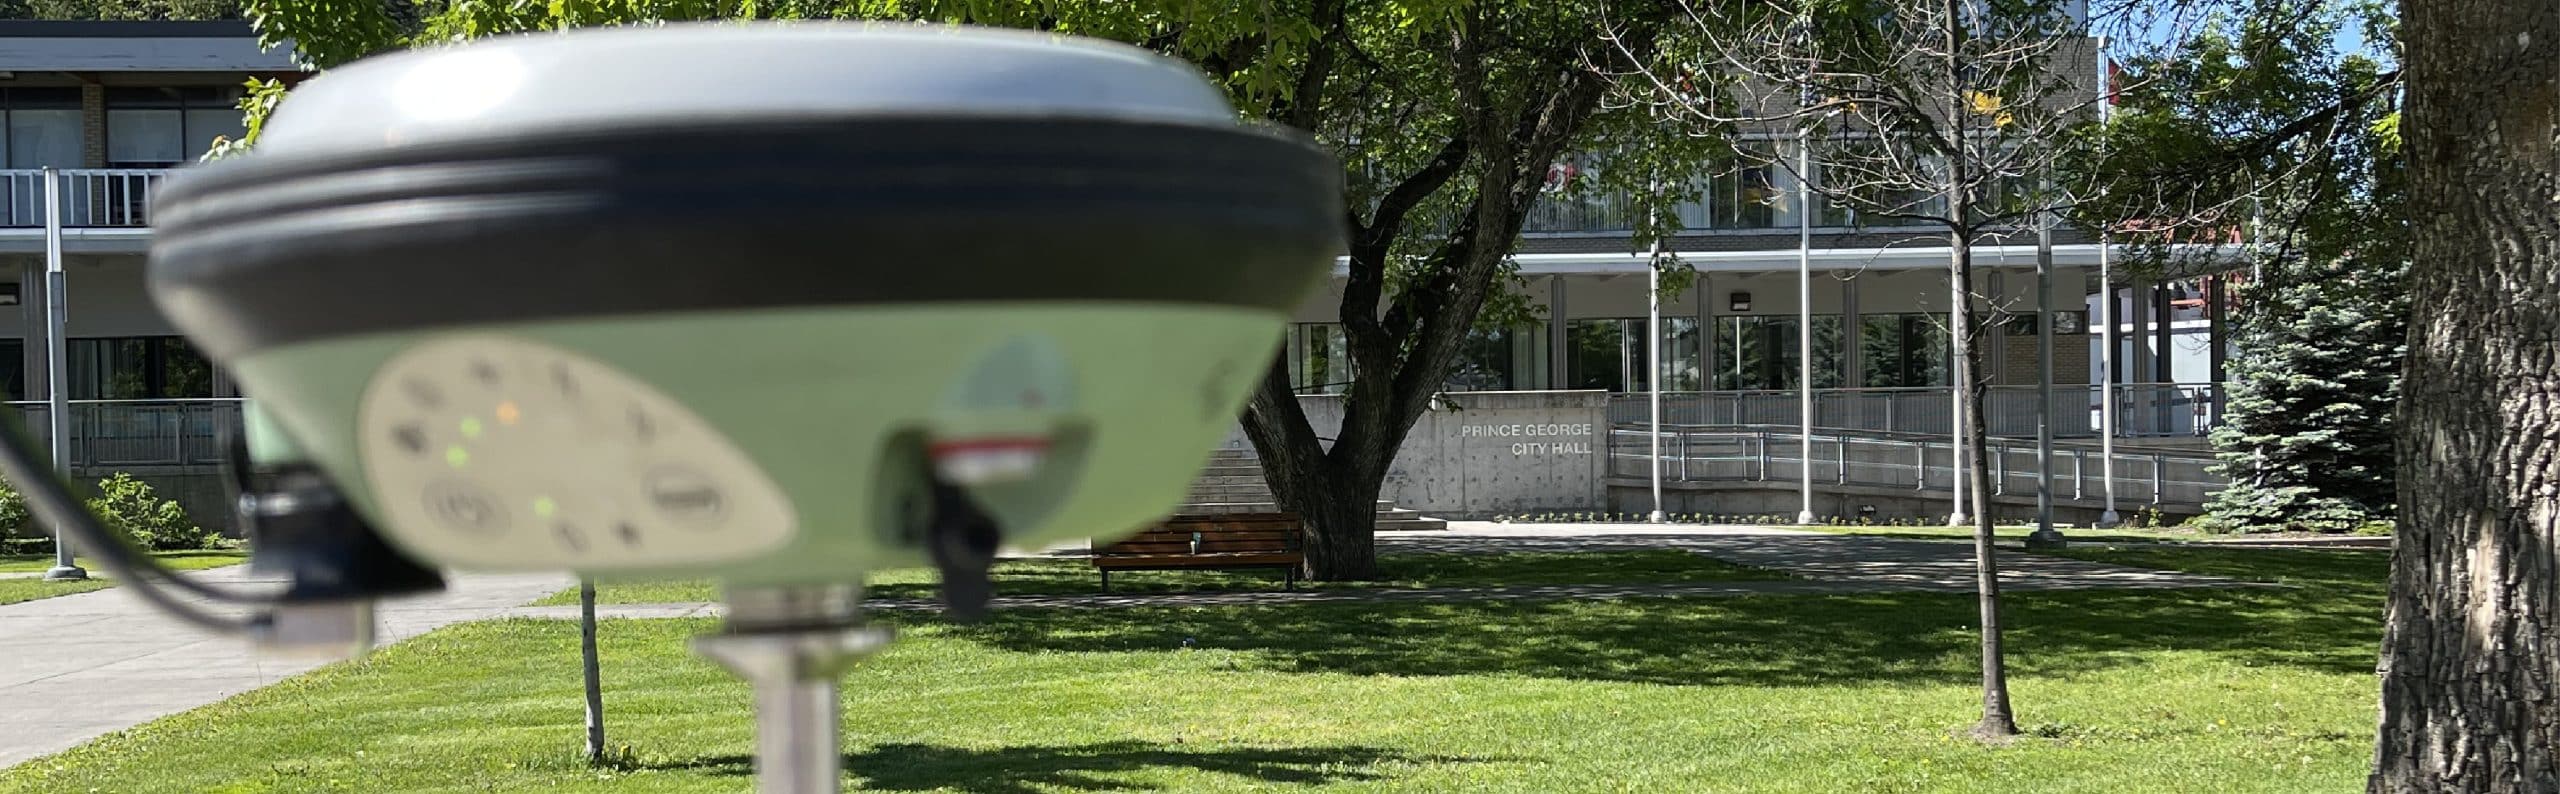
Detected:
[{"left": 88, "top": 473, "right": 208, "bottom": 551}]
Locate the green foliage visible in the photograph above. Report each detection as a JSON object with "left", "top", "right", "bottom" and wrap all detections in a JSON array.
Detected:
[
  {"left": 87, "top": 473, "right": 209, "bottom": 551},
  {"left": 2082, "top": 1, "right": 2408, "bottom": 534},
  {"left": 2204, "top": 250, "right": 2405, "bottom": 533},
  {"left": 0, "top": 0, "right": 238, "bottom": 20},
  {"left": 0, "top": 478, "right": 29, "bottom": 550}
]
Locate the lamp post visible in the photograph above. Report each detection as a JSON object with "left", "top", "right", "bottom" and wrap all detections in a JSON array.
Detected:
[
  {"left": 40, "top": 167, "right": 84, "bottom": 582},
  {"left": 1647, "top": 239, "right": 1666, "bottom": 523},
  {"left": 2025, "top": 187, "right": 2065, "bottom": 548}
]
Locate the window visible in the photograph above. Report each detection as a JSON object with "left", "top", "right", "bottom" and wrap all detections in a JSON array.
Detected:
[
  {"left": 1285, "top": 323, "right": 1350, "bottom": 395},
  {"left": 0, "top": 88, "right": 82, "bottom": 170},
  {"left": 0, "top": 89, "right": 84, "bottom": 225},
  {"left": 1706, "top": 144, "right": 1780, "bottom": 230},
  {"left": 1713, "top": 315, "right": 1845, "bottom": 390},
  {"left": 1812, "top": 140, "right": 1945, "bottom": 222},
  {"left": 105, "top": 87, "right": 246, "bottom": 168},
  {"left": 1446, "top": 324, "right": 1550, "bottom": 392},
  {"left": 66, "top": 336, "right": 213, "bottom": 400},
  {"left": 1565, "top": 317, "right": 1702, "bottom": 393},
  {"left": 0, "top": 339, "right": 21, "bottom": 401},
  {"left": 1861, "top": 314, "right": 1953, "bottom": 387}
]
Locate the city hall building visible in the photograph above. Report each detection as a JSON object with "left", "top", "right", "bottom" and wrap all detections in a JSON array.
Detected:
[{"left": 0, "top": 20, "right": 2236, "bottom": 530}]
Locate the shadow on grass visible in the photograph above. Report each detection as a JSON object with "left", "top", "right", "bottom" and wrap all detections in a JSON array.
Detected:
[
  {"left": 864, "top": 550, "right": 1784, "bottom": 600},
  {"left": 1830, "top": 530, "right": 2187, "bottom": 545},
  {"left": 936, "top": 548, "right": 2389, "bottom": 688},
  {"left": 646, "top": 741, "right": 1452, "bottom": 793}
]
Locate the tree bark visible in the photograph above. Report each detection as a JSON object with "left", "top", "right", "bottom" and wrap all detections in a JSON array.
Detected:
[
  {"left": 2371, "top": 0, "right": 2559, "bottom": 788},
  {"left": 1953, "top": 230, "right": 2020, "bottom": 741}
]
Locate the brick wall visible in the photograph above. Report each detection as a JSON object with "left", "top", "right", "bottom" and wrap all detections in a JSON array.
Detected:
[
  {"left": 79, "top": 83, "right": 105, "bottom": 169},
  {"left": 1998, "top": 331, "right": 2091, "bottom": 385}
]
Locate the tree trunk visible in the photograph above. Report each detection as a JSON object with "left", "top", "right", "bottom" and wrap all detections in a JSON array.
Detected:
[
  {"left": 2371, "top": 0, "right": 2558, "bottom": 787},
  {"left": 1953, "top": 234, "right": 2021, "bottom": 741},
  {"left": 1240, "top": 357, "right": 1386, "bottom": 582}
]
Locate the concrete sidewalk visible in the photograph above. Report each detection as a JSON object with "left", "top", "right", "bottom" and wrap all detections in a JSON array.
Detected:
[{"left": 0, "top": 565, "right": 567, "bottom": 767}]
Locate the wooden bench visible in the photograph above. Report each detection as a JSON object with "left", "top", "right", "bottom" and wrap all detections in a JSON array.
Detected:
[{"left": 1092, "top": 513, "right": 1305, "bottom": 591}]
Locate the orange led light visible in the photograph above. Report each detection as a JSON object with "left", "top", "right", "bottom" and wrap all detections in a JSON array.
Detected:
[{"left": 496, "top": 401, "right": 521, "bottom": 425}]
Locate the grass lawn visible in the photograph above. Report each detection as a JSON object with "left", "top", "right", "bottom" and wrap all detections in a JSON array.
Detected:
[
  {"left": 2, "top": 547, "right": 2387, "bottom": 792},
  {"left": 0, "top": 550, "right": 247, "bottom": 605},
  {"left": 0, "top": 577, "right": 114, "bottom": 605},
  {"left": 0, "top": 549, "right": 248, "bottom": 574},
  {"left": 538, "top": 549, "right": 1792, "bottom": 606}
]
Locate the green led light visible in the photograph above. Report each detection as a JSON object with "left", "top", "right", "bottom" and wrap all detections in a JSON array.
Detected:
[
  {"left": 445, "top": 445, "right": 469, "bottom": 469},
  {"left": 534, "top": 496, "right": 557, "bottom": 519},
  {"left": 459, "top": 416, "right": 484, "bottom": 439}
]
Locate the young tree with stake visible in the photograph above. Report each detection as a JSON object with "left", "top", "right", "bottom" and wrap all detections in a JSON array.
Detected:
[{"left": 1611, "top": 0, "right": 2107, "bottom": 739}]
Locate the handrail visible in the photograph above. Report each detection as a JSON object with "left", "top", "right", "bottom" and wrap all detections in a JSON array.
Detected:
[{"left": 1606, "top": 424, "right": 2222, "bottom": 508}]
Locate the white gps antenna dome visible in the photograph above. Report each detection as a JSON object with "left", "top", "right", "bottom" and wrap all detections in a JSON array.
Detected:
[
  {"left": 257, "top": 24, "right": 1243, "bottom": 156},
  {"left": 118, "top": 23, "right": 1344, "bottom": 792}
]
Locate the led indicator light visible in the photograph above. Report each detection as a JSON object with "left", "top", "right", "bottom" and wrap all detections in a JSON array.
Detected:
[
  {"left": 445, "top": 445, "right": 470, "bottom": 469},
  {"left": 496, "top": 401, "right": 521, "bottom": 426},
  {"left": 534, "top": 496, "right": 557, "bottom": 519},
  {"left": 460, "top": 416, "right": 484, "bottom": 439}
]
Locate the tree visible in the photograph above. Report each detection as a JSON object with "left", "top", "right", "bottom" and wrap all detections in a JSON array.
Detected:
[
  {"left": 241, "top": 0, "right": 1686, "bottom": 581},
  {"left": 2078, "top": 1, "right": 2408, "bottom": 533},
  {"left": 2370, "top": 0, "right": 2558, "bottom": 785},
  {"left": 2084, "top": 0, "right": 2556, "bottom": 783},
  {"left": 1615, "top": 0, "right": 2105, "bottom": 740},
  {"left": 2206, "top": 249, "right": 2406, "bottom": 532}
]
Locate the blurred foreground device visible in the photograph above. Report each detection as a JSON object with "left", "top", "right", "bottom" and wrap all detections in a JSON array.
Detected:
[{"left": 0, "top": 24, "right": 1339, "bottom": 794}]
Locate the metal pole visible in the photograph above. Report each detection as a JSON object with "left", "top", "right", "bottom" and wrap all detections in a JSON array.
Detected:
[
  {"left": 40, "top": 168, "right": 83, "bottom": 582},
  {"left": 694, "top": 586, "right": 892, "bottom": 794},
  {"left": 1647, "top": 241, "right": 1665, "bottom": 523},
  {"left": 2096, "top": 233, "right": 2121, "bottom": 526},
  {"left": 2027, "top": 191, "right": 2064, "bottom": 548},
  {"left": 1948, "top": 268, "right": 1969, "bottom": 526},
  {"left": 580, "top": 579, "right": 607, "bottom": 763},
  {"left": 1795, "top": 127, "right": 1816, "bottom": 525}
]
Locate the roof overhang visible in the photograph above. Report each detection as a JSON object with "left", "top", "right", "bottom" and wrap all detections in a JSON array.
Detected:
[
  {"left": 0, "top": 22, "right": 301, "bottom": 72},
  {"left": 1332, "top": 243, "right": 2244, "bottom": 276}
]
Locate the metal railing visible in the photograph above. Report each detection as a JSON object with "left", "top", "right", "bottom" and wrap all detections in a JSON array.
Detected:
[
  {"left": 0, "top": 169, "right": 171, "bottom": 228},
  {"left": 1606, "top": 383, "right": 2222, "bottom": 438},
  {"left": 1, "top": 398, "right": 243, "bottom": 469},
  {"left": 1607, "top": 425, "right": 2222, "bottom": 508}
]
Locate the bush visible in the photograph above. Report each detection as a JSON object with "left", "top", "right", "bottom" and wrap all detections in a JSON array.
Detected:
[{"left": 87, "top": 473, "right": 208, "bottom": 551}]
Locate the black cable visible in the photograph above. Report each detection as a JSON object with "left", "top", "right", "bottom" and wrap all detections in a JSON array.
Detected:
[{"left": 0, "top": 407, "right": 272, "bottom": 636}]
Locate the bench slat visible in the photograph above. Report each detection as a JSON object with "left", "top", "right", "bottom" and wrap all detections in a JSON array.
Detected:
[
  {"left": 1105, "top": 540, "right": 1300, "bottom": 553},
  {"left": 1094, "top": 553, "right": 1303, "bottom": 569},
  {"left": 1111, "top": 530, "right": 1300, "bottom": 542}
]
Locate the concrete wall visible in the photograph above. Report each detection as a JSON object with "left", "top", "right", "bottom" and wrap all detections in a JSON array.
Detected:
[
  {"left": 0, "top": 254, "right": 180, "bottom": 339},
  {"left": 1224, "top": 390, "right": 1613, "bottom": 517}
]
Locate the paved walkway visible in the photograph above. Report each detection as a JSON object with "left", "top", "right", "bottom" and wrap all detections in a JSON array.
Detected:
[
  {"left": 0, "top": 565, "right": 567, "bottom": 767},
  {"left": 499, "top": 523, "right": 2256, "bottom": 618}
]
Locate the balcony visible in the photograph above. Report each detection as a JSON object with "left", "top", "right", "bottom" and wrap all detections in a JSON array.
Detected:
[
  {"left": 0, "top": 168, "right": 169, "bottom": 228},
  {"left": 5, "top": 398, "right": 242, "bottom": 471}
]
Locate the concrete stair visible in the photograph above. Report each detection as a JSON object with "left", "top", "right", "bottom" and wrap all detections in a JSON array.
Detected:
[{"left": 1182, "top": 449, "right": 1448, "bottom": 531}]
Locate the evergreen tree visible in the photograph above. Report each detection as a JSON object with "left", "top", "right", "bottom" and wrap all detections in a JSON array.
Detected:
[{"left": 2206, "top": 247, "right": 2405, "bottom": 531}]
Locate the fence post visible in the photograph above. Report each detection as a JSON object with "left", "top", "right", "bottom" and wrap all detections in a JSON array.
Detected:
[
  {"left": 1915, "top": 441, "right": 1929, "bottom": 490},
  {"left": 1993, "top": 446, "right": 2007, "bottom": 496},
  {"left": 1754, "top": 432, "right": 1769, "bottom": 481},
  {"left": 1836, "top": 437, "right": 1849, "bottom": 485},
  {"left": 1678, "top": 431, "right": 1690, "bottom": 480},
  {"left": 2152, "top": 454, "right": 2167, "bottom": 505},
  {"left": 2072, "top": 449, "right": 2085, "bottom": 500}
]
